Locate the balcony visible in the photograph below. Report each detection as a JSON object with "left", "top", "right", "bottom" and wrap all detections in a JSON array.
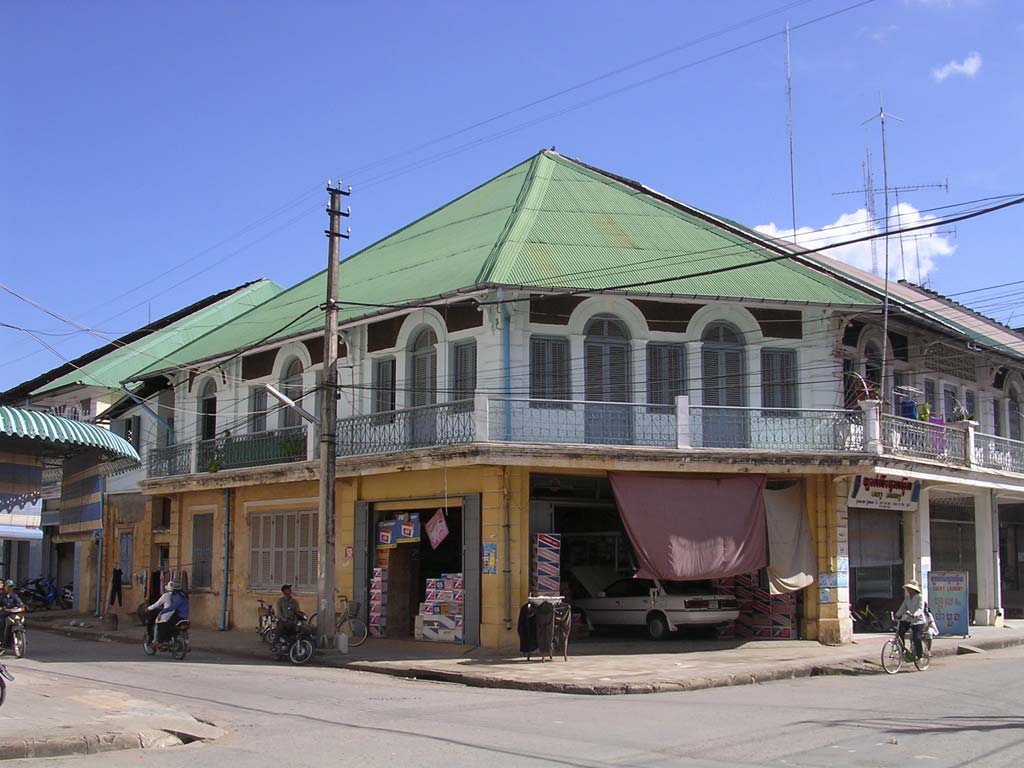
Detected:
[
  {"left": 196, "top": 426, "right": 308, "bottom": 473},
  {"left": 148, "top": 444, "right": 193, "bottom": 478},
  {"left": 141, "top": 395, "right": 1024, "bottom": 480},
  {"left": 337, "top": 400, "right": 475, "bottom": 457}
]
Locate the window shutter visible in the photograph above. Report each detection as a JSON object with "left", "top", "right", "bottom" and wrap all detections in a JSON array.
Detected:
[
  {"left": 761, "top": 349, "right": 797, "bottom": 410},
  {"left": 965, "top": 390, "right": 977, "bottom": 420},
  {"left": 530, "top": 338, "right": 546, "bottom": 398},
  {"left": 452, "top": 341, "right": 477, "bottom": 401},
  {"left": 373, "top": 359, "right": 396, "bottom": 414},
  {"left": 249, "top": 388, "right": 268, "bottom": 433},
  {"left": 702, "top": 348, "right": 721, "bottom": 406},
  {"left": 552, "top": 338, "right": 570, "bottom": 400},
  {"left": 1010, "top": 395, "right": 1022, "bottom": 441},
  {"left": 584, "top": 342, "right": 604, "bottom": 401},
  {"left": 531, "top": 338, "right": 570, "bottom": 400},
  {"left": 608, "top": 343, "right": 629, "bottom": 402}
]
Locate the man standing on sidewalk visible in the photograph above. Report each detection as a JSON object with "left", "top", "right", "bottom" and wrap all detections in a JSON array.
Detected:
[{"left": 1, "top": 579, "right": 24, "bottom": 654}]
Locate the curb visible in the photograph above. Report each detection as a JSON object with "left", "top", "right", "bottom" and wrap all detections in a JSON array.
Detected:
[
  {"left": 32, "top": 622, "right": 1024, "bottom": 696},
  {"left": 0, "top": 730, "right": 183, "bottom": 761}
]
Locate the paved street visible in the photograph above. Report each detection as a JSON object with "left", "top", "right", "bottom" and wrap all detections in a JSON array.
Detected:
[{"left": 2, "top": 633, "right": 1023, "bottom": 767}]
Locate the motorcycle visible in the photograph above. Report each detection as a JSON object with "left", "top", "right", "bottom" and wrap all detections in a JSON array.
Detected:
[
  {"left": 2, "top": 610, "right": 26, "bottom": 658},
  {"left": 17, "top": 577, "right": 61, "bottom": 610},
  {"left": 0, "top": 663, "right": 12, "bottom": 708},
  {"left": 143, "top": 614, "right": 190, "bottom": 661},
  {"left": 270, "top": 613, "right": 316, "bottom": 665}
]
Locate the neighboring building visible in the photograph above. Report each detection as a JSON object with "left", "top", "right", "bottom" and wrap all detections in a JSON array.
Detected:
[
  {"left": 0, "top": 279, "right": 282, "bottom": 611},
  {"left": 118, "top": 150, "right": 1024, "bottom": 649}
]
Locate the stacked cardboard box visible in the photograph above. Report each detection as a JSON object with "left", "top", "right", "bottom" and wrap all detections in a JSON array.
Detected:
[
  {"left": 369, "top": 567, "right": 388, "bottom": 638},
  {"left": 415, "top": 572, "right": 464, "bottom": 643},
  {"left": 715, "top": 572, "right": 797, "bottom": 640},
  {"left": 532, "top": 533, "right": 561, "bottom": 595}
]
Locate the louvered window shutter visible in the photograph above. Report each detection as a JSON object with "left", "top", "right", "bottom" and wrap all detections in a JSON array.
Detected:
[
  {"left": 723, "top": 349, "right": 744, "bottom": 407},
  {"left": 531, "top": 338, "right": 570, "bottom": 400},
  {"left": 702, "top": 348, "right": 722, "bottom": 406},
  {"left": 373, "top": 359, "right": 396, "bottom": 414},
  {"left": 552, "top": 338, "right": 570, "bottom": 400},
  {"left": 585, "top": 343, "right": 604, "bottom": 401},
  {"left": 1011, "top": 395, "right": 1022, "bottom": 441},
  {"left": 608, "top": 344, "right": 629, "bottom": 402},
  {"left": 249, "top": 388, "right": 268, "bottom": 433},
  {"left": 452, "top": 342, "right": 477, "bottom": 401},
  {"left": 761, "top": 349, "right": 797, "bottom": 409}
]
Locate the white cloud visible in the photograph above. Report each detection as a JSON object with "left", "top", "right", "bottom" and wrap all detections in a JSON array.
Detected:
[
  {"left": 755, "top": 203, "right": 956, "bottom": 282},
  {"left": 932, "top": 51, "right": 983, "bottom": 81},
  {"left": 871, "top": 24, "right": 900, "bottom": 42}
]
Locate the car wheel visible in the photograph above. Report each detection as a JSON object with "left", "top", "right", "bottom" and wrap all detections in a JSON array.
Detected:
[{"left": 647, "top": 612, "right": 670, "bottom": 641}]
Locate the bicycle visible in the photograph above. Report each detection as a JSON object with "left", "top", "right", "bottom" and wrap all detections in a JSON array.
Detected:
[
  {"left": 851, "top": 603, "right": 892, "bottom": 633},
  {"left": 335, "top": 595, "right": 368, "bottom": 647},
  {"left": 257, "top": 599, "right": 277, "bottom": 645},
  {"left": 0, "top": 662, "right": 11, "bottom": 708},
  {"left": 881, "top": 613, "right": 932, "bottom": 674}
]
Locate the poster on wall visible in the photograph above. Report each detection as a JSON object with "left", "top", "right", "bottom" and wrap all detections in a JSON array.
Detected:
[
  {"left": 929, "top": 571, "right": 970, "bottom": 636},
  {"left": 482, "top": 543, "right": 497, "bottom": 574},
  {"left": 848, "top": 476, "right": 921, "bottom": 511}
]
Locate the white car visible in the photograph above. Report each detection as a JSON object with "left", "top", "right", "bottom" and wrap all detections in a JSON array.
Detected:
[{"left": 573, "top": 577, "right": 740, "bottom": 640}]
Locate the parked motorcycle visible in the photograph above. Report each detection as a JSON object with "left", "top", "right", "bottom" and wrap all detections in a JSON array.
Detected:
[
  {"left": 143, "top": 613, "right": 190, "bottom": 661},
  {"left": 0, "top": 663, "right": 12, "bottom": 708},
  {"left": 270, "top": 613, "right": 316, "bottom": 665},
  {"left": 17, "top": 577, "right": 62, "bottom": 610},
  {"left": 2, "top": 610, "right": 26, "bottom": 658}
]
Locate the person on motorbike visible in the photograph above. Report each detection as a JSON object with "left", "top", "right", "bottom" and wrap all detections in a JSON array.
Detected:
[
  {"left": 274, "top": 584, "right": 302, "bottom": 646},
  {"left": 0, "top": 580, "right": 25, "bottom": 655},
  {"left": 895, "top": 579, "right": 927, "bottom": 661},
  {"left": 146, "top": 580, "right": 189, "bottom": 646}
]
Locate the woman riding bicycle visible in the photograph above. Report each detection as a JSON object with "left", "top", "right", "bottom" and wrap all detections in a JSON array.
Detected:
[{"left": 895, "top": 579, "right": 927, "bottom": 661}]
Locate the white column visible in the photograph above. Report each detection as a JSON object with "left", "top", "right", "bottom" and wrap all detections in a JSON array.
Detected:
[
  {"left": 747, "top": 344, "right": 762, "bottom": 409},
  {"left": 569, "top": 334, "right": 585, "bottom": 401},
  {"left": 974, "top": 489, "right": 1003, "bottom": 626},
  {"left": 676, "top": 395, "right": 691, "bottom": 449},
  {"left": 686, "top": 341, "right": 703, "bottom": 407},
  {"left": 631, "top": 339, "right": 648, "bottom": 404},
  {"left": 905, "top": 486, "right": 932, "bottom": 602},
  {"left": 859, "top": 399, "right": 883, "bottom": 456}
]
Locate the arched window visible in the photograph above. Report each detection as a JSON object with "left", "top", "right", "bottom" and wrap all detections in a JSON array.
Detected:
[
  {"left": 701, "top": 322, "right": 745, "bottom": 407},
  {"left": 409, "top": 328, "right": 439, "bottom": 446},
  {"left": 701, "top": 322, "right": 746, "bottom": 447},
  {"left": 199, "top": 379, "right": 217, "bottom": 441},
  {"left": 409, "top": 328, "right": 438, "bottom": 408},
  {"left": 280, "top": 357, "right": 304, "bottom": 429},
  {"left": 584, "top": 315, "right": 630, "bottom": 403}
]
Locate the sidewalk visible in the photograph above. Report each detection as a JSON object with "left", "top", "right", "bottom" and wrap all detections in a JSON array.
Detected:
[
  {"left": 27, "top": 609, "right": 1024, "bottom": 696},
  {"left": 0, "top": 662, "right": 222, "bottom": 760}
]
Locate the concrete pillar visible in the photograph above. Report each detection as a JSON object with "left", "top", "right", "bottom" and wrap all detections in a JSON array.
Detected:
[
  {"left": 814, "top": 477, "right": 853, "bottom": 645},
  {"left": 904, "top": 486, "right": 932, "bottom": 602},
  {"left": 974, "top": 489, "right": 1003, "bottom": 626},
  {"left": 859, "top": 399, "right": 883, "bottom": 455},
  {"left": 676, "top": 395, "right": 691, "bottom": 449}
]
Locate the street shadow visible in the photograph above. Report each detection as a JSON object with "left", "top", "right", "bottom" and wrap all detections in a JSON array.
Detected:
[{"left": 810, "top": 714, "right": 1024, "bottom": 736}]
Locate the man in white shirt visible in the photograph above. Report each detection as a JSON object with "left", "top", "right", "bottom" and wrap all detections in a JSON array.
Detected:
[{"left": 895, "top": 579, "right": 927, "bottom": 661}]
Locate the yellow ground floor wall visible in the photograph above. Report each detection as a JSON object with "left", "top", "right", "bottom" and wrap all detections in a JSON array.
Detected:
[{"left": 153, "top": 466, "right": 850, "bottom": 650}]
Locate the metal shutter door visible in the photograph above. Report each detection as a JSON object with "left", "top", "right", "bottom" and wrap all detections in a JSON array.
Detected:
[
  {"left": 462, "top": 493, "right": 481, "bottom": 646},
  {"left": 352, "top": 501, "right": 370, "bottom": 621}
]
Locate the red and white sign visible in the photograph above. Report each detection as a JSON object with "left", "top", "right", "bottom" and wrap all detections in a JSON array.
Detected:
[{"left": 426, "top": 508, "right": 449, "bottom": 550}]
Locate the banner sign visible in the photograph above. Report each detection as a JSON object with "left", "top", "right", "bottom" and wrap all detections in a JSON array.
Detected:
[
  {"left": 929, "top": 571, "right": 969, "bottom": 636},
  {"left": 375, "top": 514, "right": 421, "bottom": 549},
  {"left": 425, "top": 509, "right": 449, "bottom": 550},
  {"left": 482, "top": 543, "right": 498, "bottom": 575},
  {"left": 848, "top": 476, "right": 921, "bottom": 511}
]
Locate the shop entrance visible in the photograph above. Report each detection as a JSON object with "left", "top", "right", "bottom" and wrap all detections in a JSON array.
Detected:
[
  {"left": 999, "top": 505, "right": 1024, "bottom": 618},
  {"left": 848, "top": 507, "right": 904, "bottom": 624},
  {"left": 354, "top": 495, "right": 481, "bottom": 645},
  {"left": 930, "top": 496, "right": 978, "bottom": 614}
]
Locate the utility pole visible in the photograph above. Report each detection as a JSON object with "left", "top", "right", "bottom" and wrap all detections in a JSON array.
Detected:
[
  {"left": 785, "top": 22, "right": 798, "bottom": 244},
  {"left": 317, "top": 180, "right": 350, "bottom": 650}
]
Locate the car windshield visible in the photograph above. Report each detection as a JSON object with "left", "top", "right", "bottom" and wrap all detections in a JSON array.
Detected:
[{"left": 659, "top": 580, "right": 715, "bottom": 596}]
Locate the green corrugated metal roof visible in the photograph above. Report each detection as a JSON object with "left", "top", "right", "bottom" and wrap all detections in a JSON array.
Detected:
[
  {"left": 0, "top": 405, "right": 140, "bottom": 462},
  {"left": 132, "top": 151, "right": 884, "bottom": 377},
  {"left": 34, "top": 279, "right": 282, "bottom": 394}
]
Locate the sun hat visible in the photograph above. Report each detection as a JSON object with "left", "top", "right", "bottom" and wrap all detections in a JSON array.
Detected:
[
  {"left": 165, "top": 580, "right": 181, "bottom": 591},
  {"left": 903, "top": 580, "right": 922, "bottom": 593},
  {"left": 3, "top": 579, "right": 13, "bottom": 587}
]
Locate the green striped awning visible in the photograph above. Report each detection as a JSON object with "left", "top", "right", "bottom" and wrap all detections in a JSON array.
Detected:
[{"left": 0, "top": 405, "right": 141, "bottom": 463}]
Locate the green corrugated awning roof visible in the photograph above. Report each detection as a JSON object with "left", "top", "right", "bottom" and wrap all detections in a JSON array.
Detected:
[
  {"left": 132, "top": 151, "right": 882, "bottom": 377},
  {"left": 0, "top": 405, "right": 140, "bottom": 463},
  {"left": 31, "top": 279, "right": 282, "bottom": 396}
]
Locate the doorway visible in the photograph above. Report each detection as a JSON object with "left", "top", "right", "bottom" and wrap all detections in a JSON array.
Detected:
[{"left": 584, "top": 315, "right": 632, "bottom": 445}]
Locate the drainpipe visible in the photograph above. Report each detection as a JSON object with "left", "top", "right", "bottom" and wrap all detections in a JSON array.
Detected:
[
  {"left": 220, "top": 488, "right": 232, "bottom": 630},
  {"left": 503, "top": 467, "right": 513, "bottom": 630},
  {"left": 497, "top": 289, "right": 512, "bottom": 440}
]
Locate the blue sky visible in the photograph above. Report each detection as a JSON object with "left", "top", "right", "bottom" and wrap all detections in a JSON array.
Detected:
[{"left": 2, "top": 0, "right": 1022, "bottom": 392}]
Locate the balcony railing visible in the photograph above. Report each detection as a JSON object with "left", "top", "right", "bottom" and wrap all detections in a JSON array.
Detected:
[
  {"left": 973, "top": 431, "right": 1024, "bottom": 474},
  {"left": 880, "top": 413, "right": 969, "bottom": 467},
  {"left": 197, "top": 425, "right": 308, "bottom": 472},
  {"left": 148, "top": 443, "right": 193, "bottom": 478},
  {"left": 487, "top": 398, "right": 677, "bottom": 448},
  {"left": 337, "top": 400, "right": 475, "bottom": 457},
  {"left": 689, "top": 406, "right": 864, "bottom": 451}
]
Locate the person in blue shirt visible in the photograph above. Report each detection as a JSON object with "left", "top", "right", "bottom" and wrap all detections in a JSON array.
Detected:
[{"left": 147, "top": 581, "right": 189, "bottom": 646}]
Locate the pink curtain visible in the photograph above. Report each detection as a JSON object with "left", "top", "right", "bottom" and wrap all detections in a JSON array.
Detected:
[{"left": 609, "top": 473, "right": 768, "bottom": 581}]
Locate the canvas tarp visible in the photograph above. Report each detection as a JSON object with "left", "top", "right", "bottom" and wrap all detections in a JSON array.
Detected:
[
  {"left": 764, "top": 482, "right": 817, "bottom": 594},
  {"left": 609, "top": 473, "right": 768, "bottom": 581}
]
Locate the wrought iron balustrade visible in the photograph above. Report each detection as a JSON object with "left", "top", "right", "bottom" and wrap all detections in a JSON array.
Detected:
[
  {"left": 486, "top": 398, "right": 674, "bottom": 448},
  {"left": 973, "top": 431, "right": 1024, "bottom": 474},
  {"left": 880, "top": 414, "right": 968, "bottom": 466},
  {"left": 197, "top": 425, "right": 308, "bottom": 472},
  {"left": 336, "top": 400, "right": 475, "bottom": 457},
  {"left": 147, "top": 443, "right": 193, "bottom": 478},
  {"left": 689, "top": 406, "right": 864, "bottom": 451}
]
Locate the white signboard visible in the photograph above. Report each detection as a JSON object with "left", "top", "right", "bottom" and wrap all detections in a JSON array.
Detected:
[{"left": 848, "top": 476, "right": 920, "bottom": 511}]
